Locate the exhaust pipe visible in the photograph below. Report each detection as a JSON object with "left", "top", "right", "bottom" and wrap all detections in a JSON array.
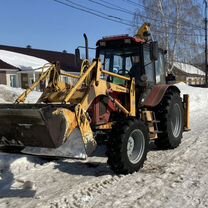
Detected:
[{"left": 83, "top": 33, "right": 89, "bottom": 60}]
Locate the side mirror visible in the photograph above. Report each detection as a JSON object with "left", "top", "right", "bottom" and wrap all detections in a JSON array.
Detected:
[
  {"left": 166, "top": 73, "right": 176, "bottom": 84},
  {"left": 75, "top": 48, "right": 80, "bottom": 65},
  {"left": 150, "top": 41, "right": 158, "bottom": 61}
]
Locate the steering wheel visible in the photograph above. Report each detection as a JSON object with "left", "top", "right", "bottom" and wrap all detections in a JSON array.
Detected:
[{"left": 117, "top": 69, "right": 129, "bottom": 76}]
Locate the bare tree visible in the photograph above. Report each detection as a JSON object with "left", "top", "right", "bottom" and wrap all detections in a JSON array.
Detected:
[{"left": 132, "top": 0, "right": 204, "bottom": 70}]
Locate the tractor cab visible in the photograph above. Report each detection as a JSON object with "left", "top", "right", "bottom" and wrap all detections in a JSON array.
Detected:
[{"left": 96, "top": 35, "right": 166, "bottom": 87}]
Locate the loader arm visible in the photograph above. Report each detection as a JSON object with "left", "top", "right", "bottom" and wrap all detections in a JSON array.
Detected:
[
  {"left": 0, "top": 59, "right": 137, "bottom": 158},
  {"left": 15, "top": 63, "right": 54, "bottom": 103},
  {"left": 63, "top": 59, "right": 136, "bottom": 116},
  {"left": 59, "top": 59, "right": 136, "bottom": 154}
]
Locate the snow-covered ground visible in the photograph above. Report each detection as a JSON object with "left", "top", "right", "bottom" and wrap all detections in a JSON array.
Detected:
[{"left": 0, "top": 83, "right": 208, "bottom": 208}]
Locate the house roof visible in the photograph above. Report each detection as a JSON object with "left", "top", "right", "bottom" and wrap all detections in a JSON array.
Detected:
[
  {"left": 0, "top": 45, "right": 81, "bottom": 72},
  {"left": 0, "top": 50, "right": 49, "bottom": 71},
  {"left": 173, "top": 62, "right": 205, "bottom": 76},
  {"left": 0, "top": 59, "right": 18, "bottom": 70}
]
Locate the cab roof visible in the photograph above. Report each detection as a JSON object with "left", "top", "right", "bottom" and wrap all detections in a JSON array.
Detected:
[{"left": 96, "top": 35, "right": 145, "bottom": 47}]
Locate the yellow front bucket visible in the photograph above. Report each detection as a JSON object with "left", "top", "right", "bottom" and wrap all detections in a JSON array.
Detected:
[{"left": 0, "top": 104, "right": 96, "bottom": 159}]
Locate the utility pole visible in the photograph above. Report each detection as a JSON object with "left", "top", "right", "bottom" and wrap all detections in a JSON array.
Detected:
[{"left": 204, "top": 0, "right": 208, "bottom": 86}]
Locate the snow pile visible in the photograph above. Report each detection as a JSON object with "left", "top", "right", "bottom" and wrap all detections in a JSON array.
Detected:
[
  {"left": 0, "top": 154, "right": 42, "bottom": 177},
  {"left": 0, "top": 84, "right": 23, "bottom": 103},
  {"left": 0, "top": 84, "right": 41, "bottom": 103},
  {"left": 173, "top": 62, "right": 205, "bottom": 75},
  {"left": 176, "top": 82, "right": 208, "bottom": 112},
  {"left": 0, "top": 50, "right": 49, "bottom": 70}
]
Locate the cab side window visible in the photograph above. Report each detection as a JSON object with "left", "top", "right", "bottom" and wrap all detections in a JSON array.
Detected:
[
  {"left": 155, "top": 52, "right": 165, "bottom": 84},
  {"left": 143, "top": 48, "right": 154, "bottom": 83}
]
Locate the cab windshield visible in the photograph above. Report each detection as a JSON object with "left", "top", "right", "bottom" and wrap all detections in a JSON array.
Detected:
[{"left": 99, "top": 48, "right": 141, "bottom": 76}]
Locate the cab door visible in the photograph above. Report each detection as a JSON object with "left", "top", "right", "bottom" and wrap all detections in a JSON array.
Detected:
[
  {"left": 155, "top": 51, "right": 166, "bottom": 84},
  {"left": 143, "top": 45, "right": 156, "bottom": 86}
]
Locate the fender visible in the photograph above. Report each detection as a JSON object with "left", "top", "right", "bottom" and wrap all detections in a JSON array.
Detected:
[{"left": 143, "top": 84, "right": 180, "bottom": 108}]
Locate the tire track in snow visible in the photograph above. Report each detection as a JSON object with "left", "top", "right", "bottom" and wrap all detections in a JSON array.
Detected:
[
  {"left": 47, "top": 112, "right": 207, "bottom": 208},
  {"left": 49, "top": 174, "right": 125, "bottom": 208},
  {"left": 91, "top": 113, "right": 208, "bottom": 208},
  {"left": 143, "top": 111, "right": 206, "bottom": 174}
]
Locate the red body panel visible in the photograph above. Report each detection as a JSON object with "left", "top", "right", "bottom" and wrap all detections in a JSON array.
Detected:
[
  {"left": 90, "top": 94, "right": 119, "bottom": 125},
  {"left": 143, "top": 84, "right": 180, "bottom": 108}
]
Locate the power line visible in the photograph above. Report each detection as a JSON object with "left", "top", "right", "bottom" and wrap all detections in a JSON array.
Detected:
[
  {"left": 53, "top": 0, "right": 134, "bottom": 26},
  {"left": 52, "top": 0, "right": 205, "bottom": 37},
  {"left": 122, "top": 0, "right": 204, "bottom": 30},
  {"left": 153, "top": 29, "right": 204, "bottom": 37},
  {"left": 64, "top": 0, "right": 134, "bottom": 25},
  {"left": 88, "top": 0, "right": 203, "bottom": 31},
  {"left": 122, "top": 0, "right": 163, "bottom": 13},
  {"left": 88, "top": 0, "right": 134, "bottom": 15}
]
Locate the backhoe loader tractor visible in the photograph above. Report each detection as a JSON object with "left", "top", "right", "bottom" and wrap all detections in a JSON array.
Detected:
[{"left": 0, "top": 24, "right": 190, "bottom": 174}]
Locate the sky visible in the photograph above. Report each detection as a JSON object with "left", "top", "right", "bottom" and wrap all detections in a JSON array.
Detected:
[{"left": 0, "top": 0, "right": 138, "bottom": 56}]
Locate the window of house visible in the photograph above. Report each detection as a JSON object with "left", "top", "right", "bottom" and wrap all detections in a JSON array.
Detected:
[
  {"left": 29, "top": 77, "right": 34, "bottom": 87},
  {"left": 10, "top": 75, "right": 17, "bottom": 87}
]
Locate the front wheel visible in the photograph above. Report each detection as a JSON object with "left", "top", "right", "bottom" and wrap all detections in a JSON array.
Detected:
[{"left": 107, "top": 119, "right": 149, "bottom": 174}]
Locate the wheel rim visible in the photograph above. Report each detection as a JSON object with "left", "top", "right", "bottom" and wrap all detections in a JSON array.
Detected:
[
  {"left": 127, "top": 129, "right": 145, "bottom": 164},
  {"left": 171, "top": 103, "right": 182, "bottom": 138}
]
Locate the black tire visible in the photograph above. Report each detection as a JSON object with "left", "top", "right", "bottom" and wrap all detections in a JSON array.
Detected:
[
  {"left": 154, "top": 91, "right": 184, "bottom": 149},
  {"left": 107, "top": 119, "right": 149, "bottom": 174}
]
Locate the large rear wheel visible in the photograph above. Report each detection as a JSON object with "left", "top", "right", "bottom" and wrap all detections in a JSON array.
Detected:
[
  {"left": 107, "top": 119, "right": 149, "bottom": 174},
  {"left": 154, "top": 91, "right": 184, "bottom": 149}
]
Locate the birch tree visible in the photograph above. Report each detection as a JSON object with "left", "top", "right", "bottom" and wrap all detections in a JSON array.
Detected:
[{"left": 132, "top": 0, "right": 204, "bottom": 69}]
